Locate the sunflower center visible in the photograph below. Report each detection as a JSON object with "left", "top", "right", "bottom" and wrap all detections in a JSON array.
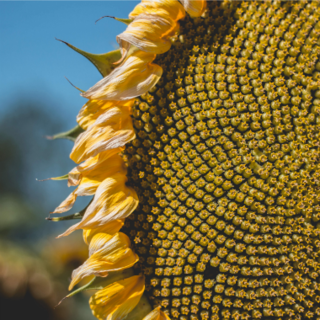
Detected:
[{"left": 123, "top": 1, "right": 320, "bottom": 319}]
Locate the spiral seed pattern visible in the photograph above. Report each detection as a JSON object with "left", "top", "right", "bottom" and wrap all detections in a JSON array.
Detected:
[{"left": 122, "top": 1, "right": 320, "bottom": 319}]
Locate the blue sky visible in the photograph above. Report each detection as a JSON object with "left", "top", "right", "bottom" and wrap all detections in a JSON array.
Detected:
[
  {"left": 0, "top": 1, "right": 140, "bottom": 239},
  {"left": 0, "top": 1, "right": 138, "bottom": 120}
]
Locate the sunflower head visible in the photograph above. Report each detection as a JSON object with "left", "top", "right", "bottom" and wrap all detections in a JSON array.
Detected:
[{"left": 50, "top": 1, "right": 320, "bottom": 320}]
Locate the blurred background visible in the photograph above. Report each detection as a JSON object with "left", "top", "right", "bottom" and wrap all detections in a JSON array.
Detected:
[{"left": 0, "top": 1, "right": 138, "bottom": 319}]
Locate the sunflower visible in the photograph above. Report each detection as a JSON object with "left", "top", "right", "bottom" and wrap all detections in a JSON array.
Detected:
[{"left": 50, "top": 1, "right": 320, "bottom": 319}]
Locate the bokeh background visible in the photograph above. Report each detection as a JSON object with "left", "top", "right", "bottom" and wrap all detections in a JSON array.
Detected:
[{"left": 0, "top": 1, "right": 138, "bottom": 319}]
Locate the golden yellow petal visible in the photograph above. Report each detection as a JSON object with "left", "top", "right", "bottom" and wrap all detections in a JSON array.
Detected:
[
  {"left": 129, "top": 0, "right": 185, "bottom": 23},
  {"left": 83, "top": 219, "right": 124, "bottom": 246},
  {"left": 180, "top": 0, "right": 207, "bottom": 18},
  {"left": 71, "top": 105, "right": 135, "bottom": 163},
  {"left": 77, "top": 99, "right": 134, "bottom": 131},
  {"left": 69, "top": 232, "right": 138, "bottom": 290},
  {"left": 89, "top": 275, "right": 145, "bottom": 320},
  {"left": 58, "top": 172, "right": 138, "bottom": 237},
  {"left": 81, "top": 50, "right": 162, "bottom": 101},
  {"left": 117, "top": 15, "right": 178, "bottom": 56},
  {"left": 143, "top": 307, "right": 171, "bottom": 320},
  {"left": 53, "top": 153, "right": 126, "bottom": 214},
  {"left": 68, "top": 149, "right": 124, "bottom": 187}
]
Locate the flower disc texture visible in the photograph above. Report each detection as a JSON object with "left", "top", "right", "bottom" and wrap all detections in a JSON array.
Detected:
[{"left": 52, "top": 1, "right": 320, "bottom": 320}]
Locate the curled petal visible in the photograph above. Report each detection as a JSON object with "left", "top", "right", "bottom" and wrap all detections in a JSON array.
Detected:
[
  {"left": 77, "top": 99, "right": 134, "bottom": 131},
  {"left": 58, "top": 172, "right": 139, "bottom": 237},
  {"left": 129, "top": 0, "right": 185, "bottom": 22},
  {"left": 180, "top": 0, "right": 207, "bottom": 18},
  {"left": 69, "top": 232, "right": 138, "bottom": 290},
  {"left": 117, "top": 15, "right": 178, "bottom": 57},
  {"left": 71, "top": 105, "right": 135, "bottom": 163},
  {"left": 53, "top": 153, "right": 126, "bottom": 214},
  {"left": 89, "top": 275, "right": 145, "bottom": 320},
  {"left": 143, "top": 307, "right": 171, "bottom": 320},
  {"left": 81, "top": 51, "right": 162, "bottom": 101}
]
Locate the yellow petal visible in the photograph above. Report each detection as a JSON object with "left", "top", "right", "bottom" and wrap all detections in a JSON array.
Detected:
[
  {"left": 58, "top": 172, "right": 138, "bottom": 237},
  {"left": 89, "top": 275, "right": 145, "bottom": 320},
  {"left": 143, "top": 307, "right": 171, "bottom": 320},
  {"left": 77, "top": 99, "right": 134, "bottom": 131},
  {"left": 117, "top": 15, "right": 178, "bottom": 56},
  {"left": 53, "top": 153, "right": 126, "bottom": 214},
  {"left": 180, "top": 0, "right": 207, "bottom": 18},
  {"left": 129, "top": 0, "right": 185, "bottom": 22},
  {"left": 81, "top": 50, "right": 162, "bottom": 101},
  {"left": 71, "top": 105, "right": 135, "bottom": 163},
  {"left": 69, "top": 232, "right": 139, "bottom": 290},
  {"left": 83, "top": 220, "right": 124, "bottom": 246},
  {"left": 68, "top": 148, "right": 124, "bottom": 186}
]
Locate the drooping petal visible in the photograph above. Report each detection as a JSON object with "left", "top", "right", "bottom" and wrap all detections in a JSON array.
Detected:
[
  {"left": 53, "top": 153, "right": 126, "bottom": 214},
  {"left": 71, "top": 105, "right": 135, "bottom": 163},
  {"left": 89, "top": 275, "right": 145, "bottom": 320},
  {"left": 143, "top": 307, "right": 171, "bottom": 320},
  {"left": 117, "top": 15, "right": 178, "bottom": 57},
  {"left": 69, "top": 232, "right": 139, "bottom": 290},
  {"left": 129, "top": 0, "right": 185, "bottom": 22},
  {"left": 58, "top": 172, "right": 138, "bottom": 237},
  {"left": 180, "top": 0, "right": 207, "bottom": 18},
  {"left": 81, "top": 51, "right": 162, "bottom": 101},
  {"left": 77, "top": 99, "right": 134, "bottom": 131}
]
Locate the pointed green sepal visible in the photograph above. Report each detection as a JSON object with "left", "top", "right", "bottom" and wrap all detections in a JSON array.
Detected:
[
  {"left": 46, "top": 212, "right": 82, "bottom": 222},
  {"left": 59, "top": 269, "right": 134, "bottom": 305},
  {"left": 114, "top": 17, "right": 132, "bottom": 25},
  {"left": 64, "top": 76, "right": 85, "bottom": 93},
  {"left": 46, "top": 124, "right": 84, "bottom": 142},
  {"left": 56, "top": 276, "right": 96, "bottom": 307},
  {"left": 95, "top": 15, "right": 132, "bottom": 26},
  {"left": 36, "top": 173, "right": 68, "bottom": 182},
  {"left": 56, "top": 38, "right": 122, "bottom": 77},
  {"left": 46, "top": 205, "right": 86, "bottom": 221},
  {"left": 51, "top": 174, "right": 69, "bottom": 181},
  {"left": 66, "top": 276, "right": 96, "bottom": 298}
]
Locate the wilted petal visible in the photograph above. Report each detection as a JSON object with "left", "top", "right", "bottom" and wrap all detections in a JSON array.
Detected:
[
  {"left": 143, "top": 307, "right": 171, "bottom": 320},
  {"left": 69, "top": 232, "right": 138, "bottom": 290},
  {"left": 180, "top": 0, "right": 207, "bottom": 18},
  {"left": 71, "top": 105, "right": 135, "bottom": 163},
  {"left": 58, "top": 172, "right": 138, "bottom": 237},
  {"left": 52, "top": 191, "right": 77, "bottom": 214},
  {"left": 89, "top": 275, "right": 145, "bottom": 320},
  {"left": 129, "top": 0, "right": 185, "bottom": 22},
  {"left": 81, "top": 51, "right": 162, "bottom": 101}
]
